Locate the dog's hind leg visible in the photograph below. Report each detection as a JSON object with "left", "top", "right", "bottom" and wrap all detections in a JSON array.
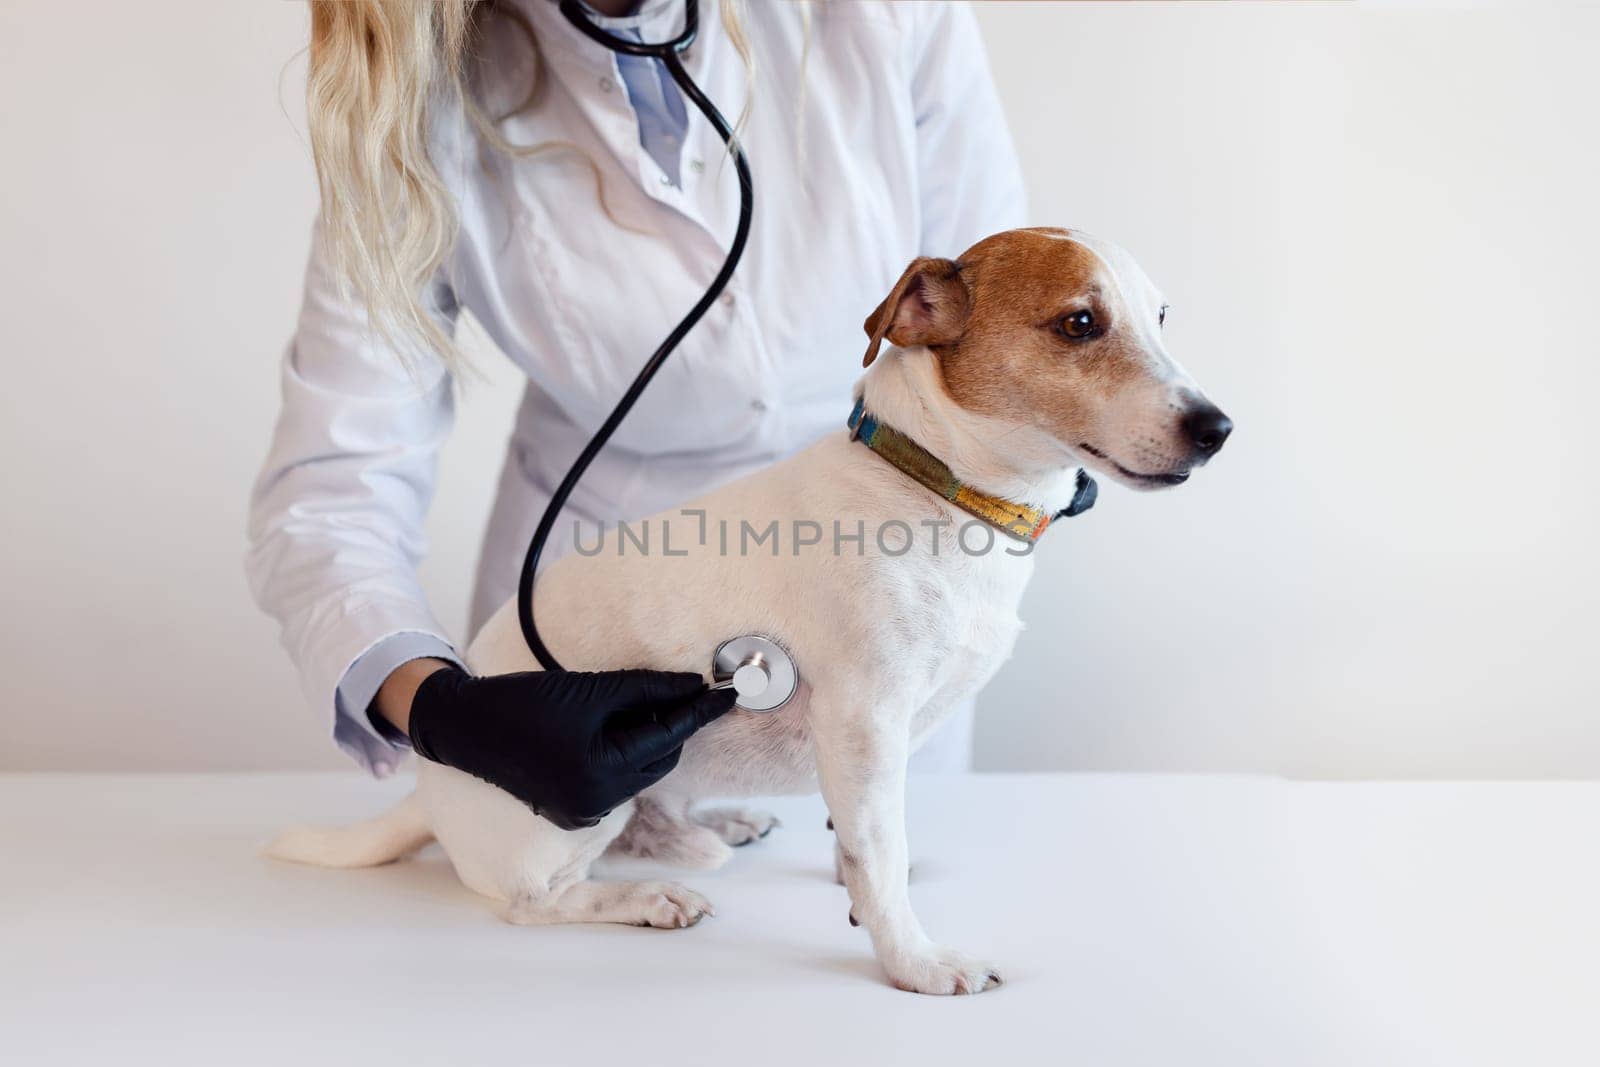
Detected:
[
  {"left": 607, "top": 794, "right": 736, "bottom": 870},
  {"left": 481, "top": 803, "right": 714, "bottom": 929},
  {"left": 503, "top": 879, "right": 714, "bottom": 929}
]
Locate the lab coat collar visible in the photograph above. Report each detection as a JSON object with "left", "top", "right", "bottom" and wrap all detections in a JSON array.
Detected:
[{"left": 507, "top": 0, "right": 733, "bottom": 245}]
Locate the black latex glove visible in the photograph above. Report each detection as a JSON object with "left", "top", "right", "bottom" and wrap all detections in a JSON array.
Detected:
[{"left": 408, "top": 666, "right": 736, "bottom": 830}]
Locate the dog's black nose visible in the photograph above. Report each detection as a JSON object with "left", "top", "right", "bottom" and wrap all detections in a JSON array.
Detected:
[{"left": 1182, "top": 404, "right": 1233, "bottom": 456}]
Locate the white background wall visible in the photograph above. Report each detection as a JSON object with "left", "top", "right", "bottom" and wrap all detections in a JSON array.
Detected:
[{"left": 2, "top": 1, "right": 1595, "bottom": 777}]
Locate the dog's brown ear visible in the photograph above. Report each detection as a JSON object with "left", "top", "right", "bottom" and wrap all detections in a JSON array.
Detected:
[{"left": 861, "top": 257, "right": 969, "bottom": 367}]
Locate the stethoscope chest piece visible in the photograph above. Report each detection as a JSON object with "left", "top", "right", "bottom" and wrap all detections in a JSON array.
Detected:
[{"left": 711, "top": 635, "right": 798, "bottom": 713}]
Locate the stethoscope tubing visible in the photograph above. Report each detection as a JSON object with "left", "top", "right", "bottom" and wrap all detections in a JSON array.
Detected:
[
  {"left": 517, "top": 0, "right": 754, "bottom": 672},
  {"left": 557, "top": 0, "right": 698, "bottom": 56}
]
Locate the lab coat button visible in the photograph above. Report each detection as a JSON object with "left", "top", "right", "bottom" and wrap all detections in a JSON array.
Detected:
[
  {"left": 689, "top": 159, "right": 705, "bottom": 174},
  {"left": 720, "top": 291, "right": 735, "bottom": 307},
  {"left": 599, "top": 76, "right": 615, "bottom": 93},
  {"left": 751, "top": 398, "right": 768, "bottom": 412}
]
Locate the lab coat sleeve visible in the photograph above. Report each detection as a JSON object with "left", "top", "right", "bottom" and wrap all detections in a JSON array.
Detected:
[
  {"left": 246, "top": 218, "right": 463, "bottom": 775},
  {"left": 335, "top": 631, "right": 464, "bottom": 757},
  {"left": 910, "top": 1, "right": 1029, "bottom": 255}
]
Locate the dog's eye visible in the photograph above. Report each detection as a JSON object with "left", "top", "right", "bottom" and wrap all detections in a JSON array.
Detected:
[
  {"left": 1057, "top": 310, "right": 1097, "bottom": 339},
  {"left": 1159, "top": 304, "right": 1169, "bottom": 328}
]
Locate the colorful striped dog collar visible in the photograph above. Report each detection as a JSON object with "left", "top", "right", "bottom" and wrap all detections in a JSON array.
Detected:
[{"left": 847, "top": 399, "right": 1096, "bottom": 544}]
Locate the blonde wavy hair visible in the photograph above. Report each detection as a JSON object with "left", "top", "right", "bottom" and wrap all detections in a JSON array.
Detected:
[{"left": 305, "top": 0, "right": 757, "bottom": 371}]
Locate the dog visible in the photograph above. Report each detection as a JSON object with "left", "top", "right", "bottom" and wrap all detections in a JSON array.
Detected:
[{"left": 267, "top": 227, "right": 1232, "bottom": 996}]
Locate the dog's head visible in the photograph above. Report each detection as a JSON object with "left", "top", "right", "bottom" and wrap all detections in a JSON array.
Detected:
[{"left": 862, "top": 227, "right": 1231, "bottom": 490}]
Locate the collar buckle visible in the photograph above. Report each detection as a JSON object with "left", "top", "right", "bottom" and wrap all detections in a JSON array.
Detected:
[{"left": 847, "top": 397, "right": 866, "bottom": 441}]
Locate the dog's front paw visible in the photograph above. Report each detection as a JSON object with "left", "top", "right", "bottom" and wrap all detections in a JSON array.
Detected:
[
  {"left": 883, "top": 944, "right": 1002, "bottom": 996},
  {"left": 694, "top": 806, "right": 780, "bottom": 847}
]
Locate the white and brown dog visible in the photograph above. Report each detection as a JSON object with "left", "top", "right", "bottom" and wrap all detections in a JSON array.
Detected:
[{"left": 269, "top": 227, "right": 1232, "bottom": 996}]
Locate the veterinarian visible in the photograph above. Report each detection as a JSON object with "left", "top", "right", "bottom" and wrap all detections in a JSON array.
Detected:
[{"left": 247, "top": 0, "right": 1024, "bottom": 829}]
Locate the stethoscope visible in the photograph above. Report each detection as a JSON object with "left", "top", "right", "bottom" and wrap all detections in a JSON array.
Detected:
[{"left": 515, "top": 0, "right": 798, "bottom": 713}]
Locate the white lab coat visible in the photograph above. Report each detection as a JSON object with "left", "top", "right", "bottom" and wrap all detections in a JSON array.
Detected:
[{"left": 246, "top": 0, "right": 1025, "bottom": 770}]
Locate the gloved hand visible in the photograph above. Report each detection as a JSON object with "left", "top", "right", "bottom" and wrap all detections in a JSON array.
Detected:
[{"left": 407, "top": 666, "right": 736, "bottom": 830}]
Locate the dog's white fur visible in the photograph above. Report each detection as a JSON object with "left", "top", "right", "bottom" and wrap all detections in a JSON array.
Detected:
[{"left": 269, "top": 230, "right": 1218, "bottom": 995}]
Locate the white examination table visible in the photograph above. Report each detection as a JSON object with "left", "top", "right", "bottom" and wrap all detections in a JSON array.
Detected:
[{"left": 2, "top": 773, "right": 1594, "bottom": 1066}]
